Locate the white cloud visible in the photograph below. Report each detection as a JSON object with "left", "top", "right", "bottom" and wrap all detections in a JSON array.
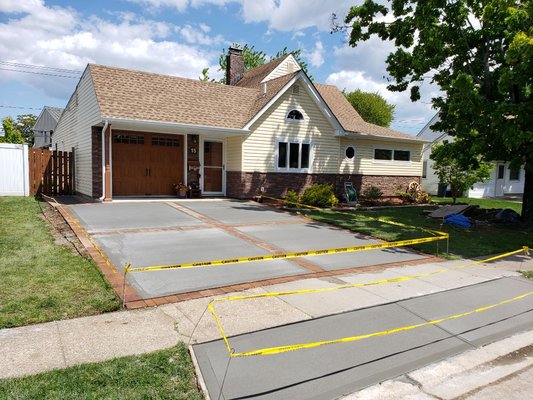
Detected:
[
  {"left": 129, "top": 0, "right": 233, "bottom": 12},
  {"left": 0, "top": 3, "right": 220, "bottom": 100},
  {"left": 178, "top": 24, "right": 225, "bottom": 45},
  {"left": 306, "top": 39, "right": 325, "bottom": 68},
  {"left": 242, "top": 0, "right": 354, "bottom": 32}
]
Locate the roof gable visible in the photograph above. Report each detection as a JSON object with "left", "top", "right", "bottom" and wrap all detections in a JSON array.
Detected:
[{"left": 316, "top": 84, "right": 422, "bottom": 141}]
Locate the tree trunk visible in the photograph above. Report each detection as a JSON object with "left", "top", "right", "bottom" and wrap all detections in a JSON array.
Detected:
[{"left": 522, "top": 165, "right": 533, "bottom": 227}]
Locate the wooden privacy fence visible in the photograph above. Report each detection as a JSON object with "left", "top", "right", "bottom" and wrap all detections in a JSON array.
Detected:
[{"left": 29, "top": 148, "right": 74, "bottom": 196}]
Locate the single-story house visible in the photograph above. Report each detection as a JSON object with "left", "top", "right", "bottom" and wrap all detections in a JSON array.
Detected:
[
  {"left": 52, "top": 47, "right": 425, "bottom": 201},
  {"left": 33, "top": 106, "right": 63, "bottom": 148},
  {"left": 418, "top": 114, "right": 525, "bottom": 198}
]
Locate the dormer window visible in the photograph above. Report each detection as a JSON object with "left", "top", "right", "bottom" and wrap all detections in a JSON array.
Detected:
[{"left": 287, "top": 110, "right": 304, "bottom": 121}]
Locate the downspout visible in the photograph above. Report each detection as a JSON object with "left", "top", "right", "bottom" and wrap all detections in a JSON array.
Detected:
[{"left": 99, "top": 120, "right": 108, "bottom": 201}]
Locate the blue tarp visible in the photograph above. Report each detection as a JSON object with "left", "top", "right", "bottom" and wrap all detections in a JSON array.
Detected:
[{"left": 444, "top": 213, "right": 472, "bottom": 229}]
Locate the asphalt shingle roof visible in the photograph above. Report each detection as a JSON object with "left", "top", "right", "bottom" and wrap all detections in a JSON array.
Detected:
[{"left": 87, "top": 60, "right": 417, "bottom": 141}]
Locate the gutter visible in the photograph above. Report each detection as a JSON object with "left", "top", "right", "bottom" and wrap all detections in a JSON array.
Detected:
[
  {"left": 99, "top": 120, "right": 108, "bottom": 201},
  {"left": 104, "top": 117, "right": 249, "bottom": 136}
]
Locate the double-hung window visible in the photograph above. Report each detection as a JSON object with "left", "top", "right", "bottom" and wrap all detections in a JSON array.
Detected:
[{"left": 277, "top": 140, "right": 311, "bottom": 171}]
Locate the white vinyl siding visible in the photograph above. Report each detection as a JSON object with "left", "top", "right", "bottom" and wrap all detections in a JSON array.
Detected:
[
  {"left": 52, "top": 69, "right": 101, "bottom": 197},
  {"left": 244, "top": 81, "right": 339, "bottom": 173},
  {"left": 264, "top": 56, "right": 301, "bottom": 82},
  {"left": 339, "top": 138, "right": 423, "bottom": 176},
  {"left": 225, "top": 136, "right": 243, "bottom": 171}
]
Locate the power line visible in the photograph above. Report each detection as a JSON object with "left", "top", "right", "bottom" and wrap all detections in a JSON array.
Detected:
[
  {"left": 0, "top": 67, "right": 80, "bottom": 79},
  {"left": 0, "top": 105, "right": 44, "bottom": 111},
  {"left": 0, "top": 60, "right": 82, "bottom": 74}
]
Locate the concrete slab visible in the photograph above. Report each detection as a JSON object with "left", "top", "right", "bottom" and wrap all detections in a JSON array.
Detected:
[
  {"left": 0, "top": 322, "right": 66, "bottom": 378},
  {"left": 193, "top": 277, "right": 533, "bottom": 400},
  {"left": 237, "top": 222, "right": 426, "bottom": 271},
  {"left": 93, "top": 228, "right": 308, "bottom": 298},
  {"left": 340, "top": 269, "right": 442, "bottom": 301},
  {"left": 57, "top": 308, "right": 181, "bottom": 366},
  {"left": 399, "top": 277, "right": 533, "bottom": 346},
  {"left": 69, "top": 202, "right": 205, "bottom": 232},
  {"left": 262, "top": 278, "right": 386, "bottom": 318},
  {"left": 193, "top": 303, "right": 469, "bottom": 400},
  {"left": 180, "top": 200, "right": 299, "bottom": 224}
]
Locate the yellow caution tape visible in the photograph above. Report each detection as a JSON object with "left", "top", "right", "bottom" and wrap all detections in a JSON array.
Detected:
[
  {"left": 128, "top": 233, "right": 448, "bottom": 273},
  {"left": 229, "top": 290, "right": 533, "bottom": 357},
  {"left": 207, "top": 247, "right": 530, "bottom": 357}
]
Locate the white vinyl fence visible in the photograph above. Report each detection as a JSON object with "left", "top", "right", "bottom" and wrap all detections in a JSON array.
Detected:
[{"left": 0, "top": 143, "right": 29, "bottom": 196}]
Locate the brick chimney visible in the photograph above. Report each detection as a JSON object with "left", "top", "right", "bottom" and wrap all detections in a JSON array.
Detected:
[{"left": 226, "top": 47, "right": 244, "bottom": 85}]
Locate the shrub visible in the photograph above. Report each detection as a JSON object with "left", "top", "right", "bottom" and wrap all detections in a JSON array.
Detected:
[
  {"left": 284, "top": 190, "right": 300, "bottom": 208},
  {"left": 397, "top": 181, "right": 431, "bottom": 204},
  {"left": 301, "top": 184, "right": 339, "bottom": 208},
  {"left": 361, "top": 186, "right": 383, "bottom": 202}
]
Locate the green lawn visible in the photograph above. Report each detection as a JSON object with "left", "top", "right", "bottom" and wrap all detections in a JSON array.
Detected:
[
  {"left": 304, "top": 206, "right": 532, "bottom": 259},
  {"left": 0, "top": 342, "right": 203, "bottom": 400},
  {"left": 0, "top": 197, "right": 120, "bottom": 329},
  {"left": 431, "top": 197, "right": 522, "bottom": 214}
]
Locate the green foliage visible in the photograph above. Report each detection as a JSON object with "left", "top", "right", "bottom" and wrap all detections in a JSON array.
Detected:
[
  {"left": 15, "top": 114, "right": 37, "bottom": 145},
  {"left": 397, "top": 182, "right": 431, "bottom": 204},
  {"left": 0, "top": 197, "right": 119, "bottom": 328},
  {"left": 344, "top": 90, "right": 395, "bottom": 127},
  {"left": 201, "top": 43, "right": 313, "bottom": 83},
  {"left": 341, "top": 0, "right": 533, "bottom": 224},
  {"left": 285, "top": 189, "right": 300, "bottom": 208},
  {"left": 1, "top": 116, "right": 24, "bottom": 144},
  {"left": 0, "top": 342, "right": 203, "bottom": 399},
  {"left": 361, "top": 185, "right": 383, "bottom": 202},
  {"left": 301, "top": 184, "right": 339, "bottom": 208},
  {"left": 431, "top": 142, "right": 492, "bottom": 203}
]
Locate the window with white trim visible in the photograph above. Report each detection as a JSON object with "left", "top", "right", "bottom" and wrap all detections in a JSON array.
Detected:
[
  {"left": 374, "top": 148, "right": 411, "bottom": 161},
  {"left": 509, "top": 169, "right": 520, "bottom": 181},
  {"left": 277, "top": 140, "right": 311, "bottom": 171}
]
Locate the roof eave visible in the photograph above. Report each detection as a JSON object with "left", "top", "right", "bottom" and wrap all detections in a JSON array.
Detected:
[
  {"left": 103, "top": 117, "right": 250, "bottom": 136},
  {"left": 345, "top": 131, "right": 428, "bottom": 143}
]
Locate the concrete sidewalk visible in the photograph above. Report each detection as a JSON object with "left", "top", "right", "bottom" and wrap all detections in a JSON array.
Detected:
[{"left": 1, "top": 252, "right": 532, "bottom": 399}]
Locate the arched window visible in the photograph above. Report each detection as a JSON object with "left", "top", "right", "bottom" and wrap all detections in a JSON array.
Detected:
[{"left": 286, "top": 109, "right": 304, "bottom": 121}]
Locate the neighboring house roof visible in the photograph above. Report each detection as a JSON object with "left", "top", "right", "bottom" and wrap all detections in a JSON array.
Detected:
[
  {"left": 315, "top": 84, "right": 421, "bottom": 141},
  {"left": 45, "top": 106, "right": 63, "bottom": 122},
  {"left": 33, "top": 106, "right": 64, "bottom": 132},
  {"left": 86, "top": 57, "right": 418, "bottom": 141}
]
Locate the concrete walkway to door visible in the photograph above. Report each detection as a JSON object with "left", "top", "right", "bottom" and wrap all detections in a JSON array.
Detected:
[{"left": 66, "top": 199, "right": 429, "bottom": 304}]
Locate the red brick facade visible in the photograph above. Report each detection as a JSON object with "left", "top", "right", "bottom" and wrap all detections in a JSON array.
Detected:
[
  {"left": 226, "top": 171, "right": 420, "bottom": 199},
  {"left": 91, "top": 127, "right": 102, "bottom": 198}
]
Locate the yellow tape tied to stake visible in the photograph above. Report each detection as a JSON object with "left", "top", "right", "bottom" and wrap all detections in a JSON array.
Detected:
[{"left": 207, "top": 247, "right": 531, "bottom": 358}]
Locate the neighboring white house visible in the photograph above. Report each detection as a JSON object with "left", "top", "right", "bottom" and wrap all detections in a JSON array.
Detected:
[
  {"left": 417, "top": 114, "right": 525, "bottom": 198},
  {"left": 33, "top": 106, "right": 63, "bottom": 148}
]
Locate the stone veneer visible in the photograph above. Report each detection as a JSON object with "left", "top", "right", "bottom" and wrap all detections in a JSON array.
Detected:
[{"left": 226, "top": 171, "right": 420, "bottom": 199}]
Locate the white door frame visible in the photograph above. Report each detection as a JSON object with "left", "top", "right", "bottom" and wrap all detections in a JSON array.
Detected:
[
  {"left": 495, "top": 163, "right": 505, "bottom": 197},
  {"left": 200, "top": 137, "right": 225, "bottom": 196}
]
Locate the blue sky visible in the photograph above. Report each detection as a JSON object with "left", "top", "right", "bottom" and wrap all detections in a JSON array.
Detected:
[{"left": 0, "top": 0, "right": 438, "bottom": 134}]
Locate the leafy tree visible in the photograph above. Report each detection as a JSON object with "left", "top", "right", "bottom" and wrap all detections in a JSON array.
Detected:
[
  {"left": 1, "top": 116, "right": 24, "bottom": 144},
  {"left": 202, "top": 43, "right": 312, "bottom": 83},
  {"left": 339, "top": 1, "right": 533, "bottom": 225},
  {"left": 344, "top": 89, "right": 395, "bottom": 127},
  {"left": 15, "top": 114, "right": 37, "bottom": 145},
  {"left": 431, "top": 142, "right": 492, "bottom": 203}
]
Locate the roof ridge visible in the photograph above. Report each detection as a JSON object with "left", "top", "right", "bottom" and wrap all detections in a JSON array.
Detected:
[{"left": 88, "top": 63, "right": 258, "bottom": 93}]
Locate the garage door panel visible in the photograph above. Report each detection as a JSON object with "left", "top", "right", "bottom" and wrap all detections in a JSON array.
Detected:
[{"left": 112, "top": 131, "right": 184, "bottom": 196}]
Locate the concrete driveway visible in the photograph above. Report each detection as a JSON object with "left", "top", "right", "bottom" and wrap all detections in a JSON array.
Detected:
[{"left": 68, "top": 199, "right": 427, "bottom": 300}]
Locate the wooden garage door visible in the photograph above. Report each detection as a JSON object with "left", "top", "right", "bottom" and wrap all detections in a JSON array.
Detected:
[{"left": 112, "top": 131, "right": 184, "bottom": 196}]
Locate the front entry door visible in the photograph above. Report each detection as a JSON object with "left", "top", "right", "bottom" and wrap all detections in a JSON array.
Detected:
[{"left": 202, "top": 140, "right": 224, "bottom": 194}]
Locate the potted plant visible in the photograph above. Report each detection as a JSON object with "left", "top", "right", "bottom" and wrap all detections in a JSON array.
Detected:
[{"left": 175, "top": 183, "right": 188, "bottom": 198}]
